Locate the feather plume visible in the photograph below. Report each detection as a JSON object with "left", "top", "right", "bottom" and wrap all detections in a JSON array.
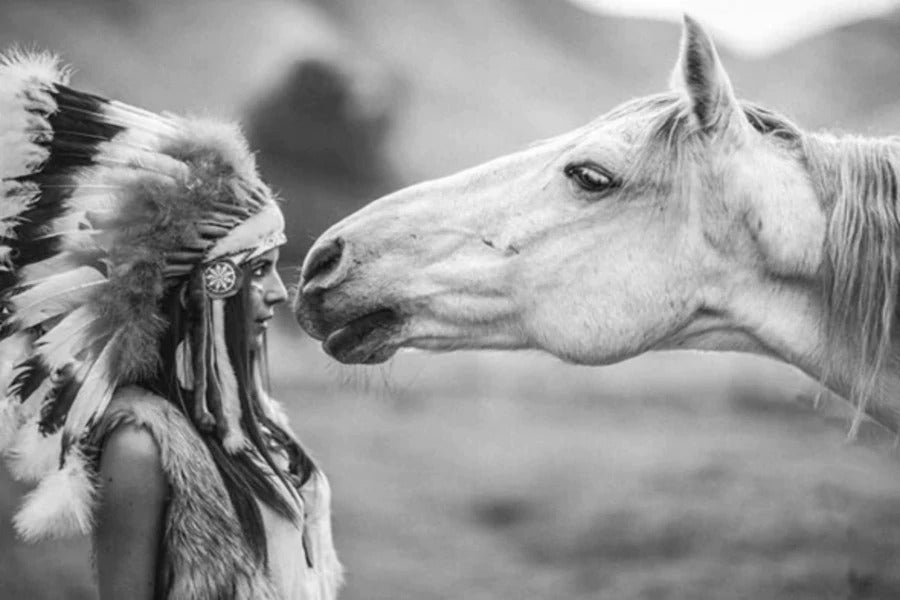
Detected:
[
  {"left": 5, "top": 376, "right": 59, "bottom": 478},
  {"left": 34, "top": 306, "right": 99, "bottom": 372},
  {"left": 18, "top": 375, "right": 56, "bottom": 421},
  {"left": 91, "top": 112, "right": 176, "bottom": 170},
  {"left": 0, "top": 331, "right": 36, "bottom": 450},
  {"left": 18, "top": 252, "right": 85, "bottom": 285},
  {"left": 0, "top": 49, "right": 69, "bottom": 88},
  {"left": 63, "top": 187, "right": 118, "bottom": 214},
  {"left": 0, "top": 330, "right": 33, "bottom": 390},
  {"left": 61, "top": 332, "right": 120, "bottom": 449},
  {"left": 5, "top": 420, "right": 61, "bottom": 483},
  {"left": 0, "top": 51, "right": 65, "bottom": 179},
  {"left": 8, "top": 265, "right": 106, "bottom": 328},
  {"left": 13, "top": 445, "right": 96, "bottom": 540},
  {"left": 0, "top": 181, "right": 39, "bottom": 240},
  {"left": 6, "top": 355, "right": 45, "bottom": 402},
  {"left": 39, "top": 354, "right": 93, "bottom": 435}
]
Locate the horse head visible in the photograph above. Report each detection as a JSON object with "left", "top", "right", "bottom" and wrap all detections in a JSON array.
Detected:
[{"left": 294, "top": 17, "right": 900, "bottom": 433}]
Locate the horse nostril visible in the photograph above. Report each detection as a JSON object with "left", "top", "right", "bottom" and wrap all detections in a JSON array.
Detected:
[{"left": 301, "top": 236, "right": 346, "bottom": 292}]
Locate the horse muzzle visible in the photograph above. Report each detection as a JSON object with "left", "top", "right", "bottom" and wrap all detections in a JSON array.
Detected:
[{"left": 293, "top": 237, "right": 404, "bottom": 364}]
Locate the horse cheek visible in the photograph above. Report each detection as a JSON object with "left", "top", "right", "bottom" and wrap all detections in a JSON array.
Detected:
[{"left": 748, "top": 184, "right": 825, "bottom": 279}]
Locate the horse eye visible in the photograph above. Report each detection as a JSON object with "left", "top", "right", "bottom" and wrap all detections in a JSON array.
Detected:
[{"left": 565, "top": 163, "right": 616, "bottom": 193}]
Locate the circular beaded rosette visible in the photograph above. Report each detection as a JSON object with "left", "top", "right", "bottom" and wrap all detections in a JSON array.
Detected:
[{"left": 203, "top": 259, "right": 243, "bottom": 299}]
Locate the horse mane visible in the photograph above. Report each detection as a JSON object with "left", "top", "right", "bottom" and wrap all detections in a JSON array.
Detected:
[
  {"left": 629, "top": 94, "right": 900, "bottom": 435},
  {"left": 804, "top": 134, "right": 900, "bottom": 435}
]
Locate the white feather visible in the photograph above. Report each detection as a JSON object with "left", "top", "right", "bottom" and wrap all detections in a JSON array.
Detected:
[
  {"left": 79, "top": 163, "right": 182, "bottom": 201},
  {"left": 9, "top": 266, "right": 106, "bottom": 329},
  {"left": 0, "top": 331, "right": 35, "bottom": 450},
  {"left": 16, "top": 375, "right": 55, "bottom": 421},
  {"left": 65, "top": 188, "right": 118, "bottom": 214},
  {"left": 36, "top": 306, "right": 99, "bottom": 372},
  {"left": 4, "top": 373, "right": 62, "bottom": 475},
  {"left": 0, "top": 51, "right": 64, "bottom": 180},
  {"left": 92, "top": 121, "right": 166, "bottom": 168},
  {"left": 105, "top": 99, "right": 179, "bottom": 136},
  {"left": 0, "top": 49, "right": 70, "bottom": 87},
  {"left": 18, "top": 251, "right": 84, "bottom": 284},
  {"left": 0, "top": 247, "right": 13, "bottom": 271},
  {"left": 62, "top": 333, "right": 120, "bottom": 443},
  {"left": 0, "top": 330, "right": 33, "bottom": 391},
  {"left": 0, "top": 180, "right": 39, "bottom": 238},
  {"left": 5, "top": 417, "right": 61, "bottom": 483},
  {"left": 13, "top": 446, "right": 96, "bottom": 541}
]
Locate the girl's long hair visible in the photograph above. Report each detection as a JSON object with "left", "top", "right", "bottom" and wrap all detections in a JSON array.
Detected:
[{"left": 145, "top": 263, "right": 316, "bottom": 566}]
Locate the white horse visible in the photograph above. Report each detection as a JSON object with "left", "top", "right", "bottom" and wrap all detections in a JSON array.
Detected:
[{"left": 294, "top": 16, "right": 900, "bottom": 438}]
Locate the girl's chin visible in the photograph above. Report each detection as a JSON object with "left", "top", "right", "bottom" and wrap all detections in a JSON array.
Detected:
[{"left": 250, "top": 331, "right": 265, "bottom": 352}]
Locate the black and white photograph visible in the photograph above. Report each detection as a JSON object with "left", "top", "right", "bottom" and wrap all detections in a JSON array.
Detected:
[{"left": 2, "top": 1, "right": 900, "bottom": 598}]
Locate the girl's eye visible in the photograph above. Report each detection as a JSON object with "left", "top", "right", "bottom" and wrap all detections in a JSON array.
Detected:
[
  {"left": 252, "top": 263, "right": 270, "bottom": 278},
  {"left": 564, "top": 163, "right": 617, "bottom": 193}
]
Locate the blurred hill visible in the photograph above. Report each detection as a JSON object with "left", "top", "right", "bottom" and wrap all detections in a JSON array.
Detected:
[{"left": 742, "top": 7, "right": 900, "bottom": 133}]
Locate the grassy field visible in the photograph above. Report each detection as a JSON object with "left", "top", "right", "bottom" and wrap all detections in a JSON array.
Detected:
[{"left": 4, "top": 313, "right": 899, "bottom": 599}]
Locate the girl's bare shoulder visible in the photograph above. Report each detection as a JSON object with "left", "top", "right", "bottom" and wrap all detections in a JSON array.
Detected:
[
  {"left": 101, "top": 424, "right": 162, "bottom": 475},
  {"left": 97, "top": 386, "right": 170, "bottom": 498}
]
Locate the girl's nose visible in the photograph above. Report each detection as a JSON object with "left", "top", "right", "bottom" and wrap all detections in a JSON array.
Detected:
[{"left": 265, "top": 271, "right": 288, "bottom": 306}]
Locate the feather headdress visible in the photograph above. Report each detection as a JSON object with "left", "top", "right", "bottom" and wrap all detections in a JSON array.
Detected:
[{"left": 0, "top": 51, "right": 287, "bottom": 540}]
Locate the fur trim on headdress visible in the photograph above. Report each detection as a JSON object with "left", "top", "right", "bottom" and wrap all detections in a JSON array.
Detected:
[{"left": 0, "top": 51, "right": 286, "bottom": 540}]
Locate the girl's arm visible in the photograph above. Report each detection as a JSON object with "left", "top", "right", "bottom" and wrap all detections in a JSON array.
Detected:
[{"left": 95, "top": 425, "right": 169, "bottom": 600}]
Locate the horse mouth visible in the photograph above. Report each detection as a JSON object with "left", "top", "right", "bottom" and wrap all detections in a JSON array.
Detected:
[{"left": 322, "top": 308, "right": 402, "bottom": 364}]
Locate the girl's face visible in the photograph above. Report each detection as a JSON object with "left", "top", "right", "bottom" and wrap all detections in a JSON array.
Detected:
[{"left": 247, "top": 248, "right": 288, "bottom": 351}]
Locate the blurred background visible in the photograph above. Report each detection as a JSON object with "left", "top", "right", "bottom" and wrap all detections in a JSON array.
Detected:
[{"left": 3, "top": 0, "right": 900, "bottom": 598}]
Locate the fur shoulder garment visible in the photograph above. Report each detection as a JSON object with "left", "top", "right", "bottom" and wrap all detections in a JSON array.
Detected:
[{"left": 89, "top": 386, "right": 344, "bottom": 600}]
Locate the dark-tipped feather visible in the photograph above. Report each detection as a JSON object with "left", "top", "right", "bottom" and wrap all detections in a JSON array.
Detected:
[{"left": 8, "top": 355, "right": 48, "bottom": 402}]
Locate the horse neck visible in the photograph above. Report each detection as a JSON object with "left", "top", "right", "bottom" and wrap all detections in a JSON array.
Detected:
[{"left": 795, "top": 133, "right": 900, "bottom": 436}]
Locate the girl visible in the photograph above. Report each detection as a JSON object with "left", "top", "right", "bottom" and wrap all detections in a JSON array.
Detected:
[{"left": 0, "top": 52, "right": 342, "bottom": 599}]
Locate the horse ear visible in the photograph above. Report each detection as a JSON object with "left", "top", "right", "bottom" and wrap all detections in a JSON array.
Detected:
[{"left": 670, "top": 15, "right": 744, "bottom": 133}]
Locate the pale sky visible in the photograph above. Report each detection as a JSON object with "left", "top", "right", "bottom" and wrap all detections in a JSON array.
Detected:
[{"left": 572, "top": 0, "right": 900, "bottom": 56}]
